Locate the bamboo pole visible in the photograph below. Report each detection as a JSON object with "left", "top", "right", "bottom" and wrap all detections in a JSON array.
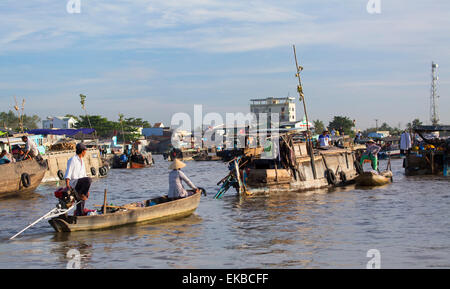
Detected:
[
  {"left": 3, "top": 122, "right": 12, "bottom": 153},
  {"left": 293, "top": 45, "right": 317, "bottom": 179},
  {"left": 103, "top": 188, "right": 107, "bottom": 214}
]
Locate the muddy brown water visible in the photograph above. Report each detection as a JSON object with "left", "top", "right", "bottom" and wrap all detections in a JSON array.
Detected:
[{"left": 0, "top": 156, "right": 449, "bottom": 268}]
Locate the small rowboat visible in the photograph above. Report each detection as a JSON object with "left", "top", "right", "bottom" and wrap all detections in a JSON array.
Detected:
[
  {"left": 355, "top": 170, "right": 393, "bottom": 186},
  {"left": 48, "top": 191, "right": 202, "bottom": 232}
]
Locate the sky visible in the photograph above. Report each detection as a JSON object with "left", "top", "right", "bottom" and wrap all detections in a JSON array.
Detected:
[{"left": 0, "top": 0, "right": 449, "bottom": 130}]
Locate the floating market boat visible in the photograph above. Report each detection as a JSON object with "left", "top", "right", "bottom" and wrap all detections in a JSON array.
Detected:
[
  {"left": 355, "top": 170, "right": 393, "bottom": 186},
  {"left": 404, "top": 125, "right": 450, "bottom": 176},
  {"left": 48, "top": 190, "right": 202, "bottom": 232},
  {"left": 215, "top": 132, "right": 361, "bottom": 198},
  {"left": 111, "top": 152, "right": 154, "bottom": 169},
  {"left": 0, "top": 158, "right": 47, "bottom": 198}
]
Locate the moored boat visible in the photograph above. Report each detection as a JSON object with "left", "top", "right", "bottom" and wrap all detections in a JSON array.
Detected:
[
  {"left": 48, "top": 191, "right": 202, "bottom": 232},
  {"left": 0, "top": 158, "right": 47, "bottom": 198}
]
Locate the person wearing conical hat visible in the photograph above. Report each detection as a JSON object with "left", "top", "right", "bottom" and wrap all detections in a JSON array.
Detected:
[
  {"left": 360, "top": 139, "right": 381, "bottom": 171},
  {"left": 168, "top": 159, "right": 199, "bottom": 200}
]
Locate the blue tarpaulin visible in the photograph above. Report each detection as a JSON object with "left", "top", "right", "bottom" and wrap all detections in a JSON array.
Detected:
[{"left": 27, "top": 128, "right": 95, "bottom": 136}]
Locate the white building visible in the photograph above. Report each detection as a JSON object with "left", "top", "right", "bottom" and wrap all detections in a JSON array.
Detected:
[
  {"left": 250, "top": 97, "right": 296, "bottom": 125},
  {"left": 42, "top": 116, "right": 78, "bottom": 129}
]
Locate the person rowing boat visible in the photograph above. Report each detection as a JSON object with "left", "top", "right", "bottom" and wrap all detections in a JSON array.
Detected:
[
  {"left": 168, "top": 159, "right": 200, "bottom": 200},
  {"left": 65, "top": 143, "right": 92, "bottom": 216}
]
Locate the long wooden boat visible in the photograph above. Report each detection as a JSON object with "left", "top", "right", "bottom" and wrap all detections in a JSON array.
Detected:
[
  {"left": 0, "top": 158, "right": 47, "bottom": 198},
  {"left": 355, "top": 170, "right": 393, "bottom": 186},
  {"left": 48, "top": 191, "right": 201, "bottom": 232}
]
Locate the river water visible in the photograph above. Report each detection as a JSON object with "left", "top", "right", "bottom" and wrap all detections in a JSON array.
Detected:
[{"left": 0, "top": 155, "right": 449, "bottom": 268}]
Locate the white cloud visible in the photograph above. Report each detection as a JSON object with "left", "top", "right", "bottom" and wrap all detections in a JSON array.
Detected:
[{"left": 0, "top": 0, "right": 448, "bottom": 53}]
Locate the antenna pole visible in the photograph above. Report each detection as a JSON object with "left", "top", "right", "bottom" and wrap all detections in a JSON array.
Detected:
[{"left": 430, "top": 62, "right": 439, "bottom": 126}]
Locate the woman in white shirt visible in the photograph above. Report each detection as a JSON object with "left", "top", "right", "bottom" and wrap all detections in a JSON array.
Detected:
[{"left": 168, "top": 159, "right": 199, "bottom": 200}]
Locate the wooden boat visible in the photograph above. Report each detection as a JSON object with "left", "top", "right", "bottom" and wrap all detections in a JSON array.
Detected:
[
  {"left": 129, "top": 161, "right": 151, "bottom": 168},
  {"left": 193, "top": 154, "right": 222, "bottom": 161},
  {"left": 48, "top": 191, "right": 202, "bottom": 232},
  {"left": 355, "top": 170, "right": 393, "bottom": 186},
  {"left": 0, "top": 158, "right": 47, "bottom": 198}
]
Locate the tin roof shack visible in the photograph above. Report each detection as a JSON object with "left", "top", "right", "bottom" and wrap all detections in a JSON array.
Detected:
[
  {"left": 404, "top": 125, "right": 450, "bottom": 176},
  {"left": 216, "top": 132, "right": 360, "bottom": 197}
]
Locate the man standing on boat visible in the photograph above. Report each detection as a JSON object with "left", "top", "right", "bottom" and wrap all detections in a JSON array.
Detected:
[
  {"left": 64, "top": 143, "right": 92, "bottom": 216},
  {"left": 400, "top": 130, "right": 412, "bottom": 156},
  {"left": 168, "top": 159, "right": 199, "bottom": 200},
  {"left": 360, "top": 139, "right": 381, "bottom": 171}
]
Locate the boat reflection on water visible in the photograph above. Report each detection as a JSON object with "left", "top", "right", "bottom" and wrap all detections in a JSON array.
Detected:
[{"left": 49, "top": 214, "right": 204, "bottom": 268}]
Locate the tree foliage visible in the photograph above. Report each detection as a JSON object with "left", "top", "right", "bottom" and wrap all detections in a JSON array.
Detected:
[
  {"left": 74, "top": 114, "right": 151, "bottom": 141},
  {"left": 328, "top": 116, "right": 355, "bottom": 135},
  {"left": 313, "top": 120, "right": 325, "bottom": 134},
  {"left": 406, "top": 118, "right": 423, "bottom": 130},
  {"left": 0, "top": 110, "right": 41, "bottom": 131},
  {"left": 362, "top": 122, "right": 402, "bottom": 136}
]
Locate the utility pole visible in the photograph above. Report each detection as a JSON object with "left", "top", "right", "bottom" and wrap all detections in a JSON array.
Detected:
[
  {"left": 375, "top": 119, "right": 379, "bottom": 131},
  {"left": 430, "top": 62, "right": 440, "bottom": 126}
]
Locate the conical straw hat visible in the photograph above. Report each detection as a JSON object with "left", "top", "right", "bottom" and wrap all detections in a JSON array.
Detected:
[{"left": 169, "top": 158, "right": 186, "bottom": 170}]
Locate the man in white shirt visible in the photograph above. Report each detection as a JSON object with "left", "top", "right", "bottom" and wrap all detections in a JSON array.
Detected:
[
  {"left": 400, "top": 130, "right": 412, "bottom": 155},
  {"left": 65, "top": 143, "right": 92, "bottom": 216},
  {"left": 22, "top": 136, "right": 39, "bottom": 159}
]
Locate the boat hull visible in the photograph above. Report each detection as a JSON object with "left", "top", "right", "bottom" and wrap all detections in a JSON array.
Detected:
[
  {"left": 48, "top": 192, "right": 201, "bottom": 232},
  {"left": 355, "top": 171, "right": 393, "bottom": 186},
  {"left": 129, "top": 161, "right": 151, "bottom": 169},
  {"left": 0, "top": 159, "right": 47, "bottom": 198}
]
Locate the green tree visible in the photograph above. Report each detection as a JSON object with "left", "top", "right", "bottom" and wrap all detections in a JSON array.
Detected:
[
  {"left": 313, "top": 120, "right": 325, "bottom": 134},
  {"left": 75, "top": 115, "right": 119, "bottom": 138},
  {"left": 328, "top": 116, "right": 355, "bottom": 135},
  {"left": 0, "top": 110, "right": 40, "bottom": 131},
  {"left": 407, "top": 118, "right": 423, "bottom": 130}
]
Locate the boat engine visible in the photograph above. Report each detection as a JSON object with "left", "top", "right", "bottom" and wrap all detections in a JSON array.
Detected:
[{"left": 54, "top": 187, "right": 80, "bottom": 209}]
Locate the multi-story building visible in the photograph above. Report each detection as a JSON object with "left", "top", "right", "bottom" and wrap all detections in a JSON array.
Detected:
[{"left": 250, "top": 97, "right": 296, "bottom": 125}]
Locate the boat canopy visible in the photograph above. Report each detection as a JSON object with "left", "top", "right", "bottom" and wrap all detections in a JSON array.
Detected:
[
  {"left": 27, "top": 128, "right": 95, "bottom": 136},
  {"left": 413, "top": 125, "right": 450, "bottom": 132}
]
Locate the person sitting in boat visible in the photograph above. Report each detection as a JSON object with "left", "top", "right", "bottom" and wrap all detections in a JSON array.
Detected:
[
  {"left": 360, "top": 139, "right": 381, "bottom": 171},
  {"left": 21, "top": 136, "right": 39, "bottom": 160},
  {"left": 168, "top": 159, "right": 200, "bottom": 200},
  {"left": 64, "top": 143, "right": 92, "bottom": 216},
  {"left": 0, "top": 150, "right": 11, "bottom": 164},
  {"left": 318, "top": 130, "right": 330, "bottom": 148}
]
